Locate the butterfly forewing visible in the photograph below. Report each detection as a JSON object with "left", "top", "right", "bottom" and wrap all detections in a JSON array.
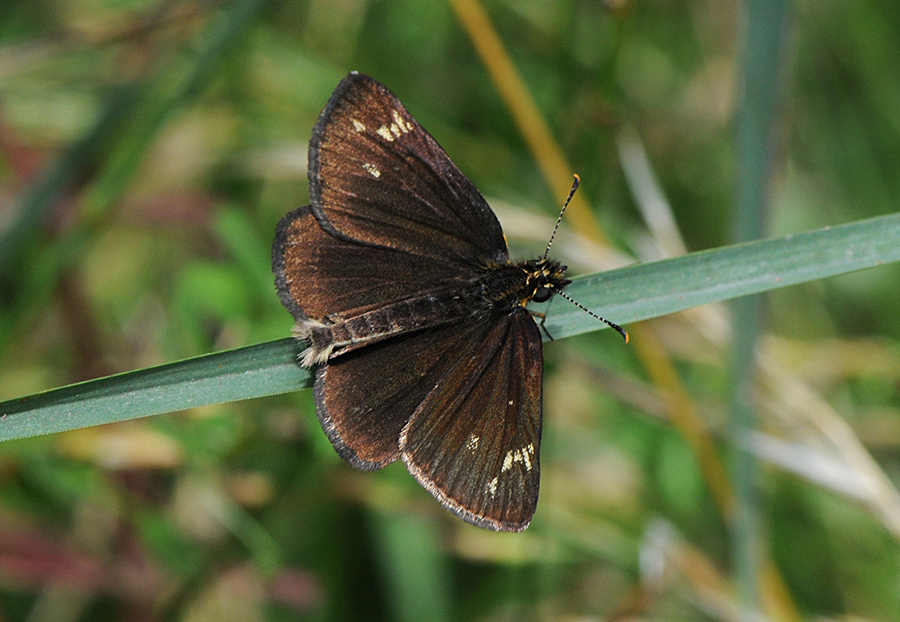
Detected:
[
  {"left": 309, "top": 73, "right": 508, "bottom": 266},
  {"left": 401, "top": 311, "right": 543, "bottom": 531}
]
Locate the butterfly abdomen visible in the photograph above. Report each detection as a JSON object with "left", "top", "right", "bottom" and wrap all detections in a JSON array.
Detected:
[{"left": 295, "top": 287, "right": 485, "bottom": 367}]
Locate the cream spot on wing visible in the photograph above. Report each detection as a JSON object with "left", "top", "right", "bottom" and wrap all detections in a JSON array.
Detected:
[
  {"left": 487, "top": 476, "right": 499, "bottom": 497},
  {"left": 362, "top": 162, "right": 381, "bottom": 178},
  {"left": 392, "top": 109, "right": 413, "bottom": 132},
  {"left": 501, "top": 443, "right": 536, "bottom": 473},
  {"left": 351, "top": 119, "right": 365, "bottom": 132},
  {"left": 465, "top": 434, "right": 480, "bottom": 453},
  {"left": 521, "top": 444, "right": 533, "bottom": 471},
  {"left": 376, "top": 125, "right": 394, "bottom": 141}
]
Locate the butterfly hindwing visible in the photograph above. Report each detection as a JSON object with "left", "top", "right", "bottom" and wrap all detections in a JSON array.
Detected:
[
  {"left": 273, "top": 204, "right": 472, "bottom": 322},
  {"left": 312, "top": 317, "right": 507, "bottom": 470}
]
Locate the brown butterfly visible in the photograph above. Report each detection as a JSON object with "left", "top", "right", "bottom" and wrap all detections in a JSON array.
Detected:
[{"left": 272, "top": 73, "right": 626, "bottom": 531}]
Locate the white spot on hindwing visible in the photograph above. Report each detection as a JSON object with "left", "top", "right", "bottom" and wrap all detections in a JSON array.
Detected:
[
  {"left": 485, "top": 442, "right": 536, "bottom": 497},
  {"left": 501, "top": 443, "right": 535, "bottom": 473},
  {"left": 362, "top": 162, "right": 381, "bottom": 178},
  {"left": 351, "top": 119, "right": 365, "bottom": 132}
]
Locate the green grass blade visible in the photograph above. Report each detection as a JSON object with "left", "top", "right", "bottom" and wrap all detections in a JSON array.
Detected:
[
  {"left": 546, "top": 211, "right": 900, "bottom": 338},
  {"left": 0, "top": 339, "right": 309, "bottom": 442},
  {"left": 2, "top": 211, "right": 899, "bottom": 442},
  {"left": 731, "top": 0, "right": 792, "bottom": 612},
  {"left": 370, "top": 511, "right": 452, "bottom": 622}
]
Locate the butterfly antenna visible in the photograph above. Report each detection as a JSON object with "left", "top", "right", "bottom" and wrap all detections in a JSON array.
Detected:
[
  {"left": 543, "top": 174, "right": 580, "bottom": 261},
  {"left": 554, "top": 289, "right": 629, "bottom": 343},
  {"left": 543, "top": 174, "right": 628, "bottom": 343}
]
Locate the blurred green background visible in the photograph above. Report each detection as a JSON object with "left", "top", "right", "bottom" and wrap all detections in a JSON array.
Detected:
[{"left": 1, "top": 0, "right": 900, "bottom": 620}]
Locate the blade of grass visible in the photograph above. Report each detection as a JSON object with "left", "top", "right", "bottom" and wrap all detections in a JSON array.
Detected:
[
  {"left": 87, "top": 0, "right": 273, "bottom": 214},
  {"left": 1, "top": 211, "right": 899, "bottom": 442},
  {"left": 0, "top": 339, "right": 308, "bottom": 442},
  {"left": 731, "top": 0, "right": 792, "bottom": 617},
  {"left": 544, "top": 211, "right": 900, "bottom": 338},
  {"left": 370, "top": 511, "right": 452, "bottom": 622}
]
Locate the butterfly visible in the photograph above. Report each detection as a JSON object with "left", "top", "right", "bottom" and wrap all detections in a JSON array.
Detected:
[{"left": 272, "top": 72, "right": 626, "bottom": 531}]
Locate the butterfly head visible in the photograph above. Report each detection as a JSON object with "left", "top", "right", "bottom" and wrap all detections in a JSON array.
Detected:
[{"left": 523, "top": 258, "right": 571, "bottom": 305}]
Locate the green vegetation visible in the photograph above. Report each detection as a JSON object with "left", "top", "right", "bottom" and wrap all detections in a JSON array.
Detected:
[{"left": 1, "top": 0, "right": 899, "bottom": 620}]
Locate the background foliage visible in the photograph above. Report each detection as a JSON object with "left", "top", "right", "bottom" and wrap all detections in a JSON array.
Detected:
[{"left": 1, "top": 0, "right": 899, "bottom": 620}]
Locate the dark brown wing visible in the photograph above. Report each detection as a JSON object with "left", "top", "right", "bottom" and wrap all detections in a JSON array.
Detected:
[
  {"left": 309, "top": 73, "right": 508, "bottom": 268},
  {"left": 313, "top": 315, "right": 512, "bottom": 470},
  {"left": 400, "top": 310, "right": 543, "bottom": 532},
  {"left": 273, "top": 74, "right": 546, "bottom": 526},
  {"left": 273, "top": 204, "right": 472, "bottom": 322}
]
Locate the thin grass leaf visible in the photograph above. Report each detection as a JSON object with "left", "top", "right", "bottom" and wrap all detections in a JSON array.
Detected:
[
  {"left": 545, "top": 211, "right": 900, "bottom": 338},
  {"left": 370, "top": 511, "right": 453, "bottom": 622},
  {"left": 1, "top": 211, "right": 899, "bottom": 443},
  {"left": 0, "top": 339, "right": 308, "bottom": 442},
  {"left": 730, "top": 0, "right": 792, "bottom": 614}
]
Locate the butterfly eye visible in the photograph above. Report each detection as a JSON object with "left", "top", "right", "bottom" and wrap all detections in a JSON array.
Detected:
[{"left": 532, "top": 286, "right": 552, "bottom": 303}]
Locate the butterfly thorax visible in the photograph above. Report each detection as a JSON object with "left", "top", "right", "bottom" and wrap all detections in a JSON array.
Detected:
[
  {"left": 478, "top": 258, "right": 571, "bottom": 312},
  {"left": 293, "top": 259, "right": 569, "bottom": 368}
]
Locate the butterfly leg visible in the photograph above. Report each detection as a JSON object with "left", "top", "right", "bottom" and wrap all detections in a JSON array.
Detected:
[{"left": 529, "top": 311, "right": 555, "bottom": 341}]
